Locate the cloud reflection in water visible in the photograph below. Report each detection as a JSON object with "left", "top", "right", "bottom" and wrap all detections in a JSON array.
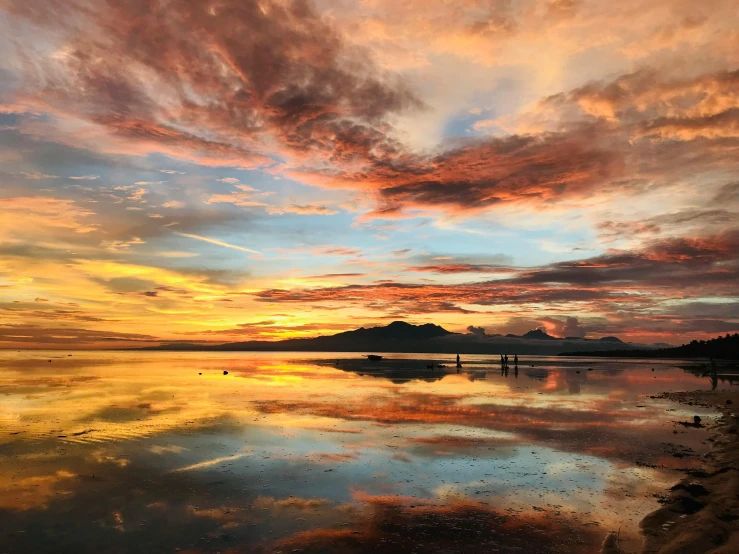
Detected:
[{"left": 0, "top": 351, "right": 721, "bottom": 553}]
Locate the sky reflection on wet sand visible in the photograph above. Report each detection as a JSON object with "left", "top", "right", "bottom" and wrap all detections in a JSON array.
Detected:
[{"left": 0, "top": 352, "right": 728, "bottom": 553}]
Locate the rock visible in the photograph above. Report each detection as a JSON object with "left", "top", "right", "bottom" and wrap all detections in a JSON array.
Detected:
[
  {"left": 601, "top": 531, "right": 626, "bottom": 554},
  {"left": 223, "top": 370, "right": 228, "bottom": 375},
  {"left": 693, "top": 415, "right": 702, "bottom": 425},
  {"left": 670, "top": 494, "right": 705, "bottom": 515},
  {"left": 727, "top": 399, "right": 733, "bottom": 405},
  {"left": 670, "top": 482, "right": 709, "bottom": 497}
]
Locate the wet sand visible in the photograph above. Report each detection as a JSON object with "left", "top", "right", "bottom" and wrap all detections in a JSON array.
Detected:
[{"left": 637, "top": 388, "right": 739, "bottom": 554}]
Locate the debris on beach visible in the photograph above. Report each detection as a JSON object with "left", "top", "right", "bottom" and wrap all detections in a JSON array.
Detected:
[{"left": 676, "top": 417, "right": 705, "bottom": 428}]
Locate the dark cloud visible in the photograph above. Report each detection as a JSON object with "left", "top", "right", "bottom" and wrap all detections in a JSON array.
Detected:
[
  {"left": 466, "top": 325, "right": 486, "bottom": 336},
  {"left": 711, "top": 182, "right": 739, "bottom": 206},
  {"left": 367, "top": 125, "right": 625, "bottom": 215},
  {"left": 671, "top": 302, "right": 739, "bottom": 318},
  {"left": 597, "top": 209, "right": 737, "bottom": 241}
]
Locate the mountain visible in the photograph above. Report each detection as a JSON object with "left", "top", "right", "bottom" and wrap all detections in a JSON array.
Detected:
[
  {"left": 146, "top": 321, "right": 454, "bottom": 353},
  {"left": 565, "top": 333, "right": 739, "bottom": 359},
  {"left": 599, "top": 336, "right": 624, "bottom": 343},
  {"left": 330, "top": 321, "right": 451, "bottom": 341},
  {"left": 521, "top": 329, "right": 556, "bottom": 340},
  {"left": 145, "top": 321, "right": 646, "bottom": 355}
]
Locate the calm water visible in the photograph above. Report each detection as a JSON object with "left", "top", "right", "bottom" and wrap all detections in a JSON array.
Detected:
[{"left": 0, "top": 352, "right": 730, "bottom": 553}]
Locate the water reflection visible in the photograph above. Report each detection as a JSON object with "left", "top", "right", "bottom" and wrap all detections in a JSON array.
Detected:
[{"left": 0, "top": 352, "right": 726, "bottom": 553}]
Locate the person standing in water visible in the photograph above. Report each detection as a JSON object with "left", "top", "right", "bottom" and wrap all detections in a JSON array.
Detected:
[
  {"left": 514, "top": 354, "right": 518, "bottom": 367},
  {"left": 456, "top": 353, "right": 462, "bottom": 369}
]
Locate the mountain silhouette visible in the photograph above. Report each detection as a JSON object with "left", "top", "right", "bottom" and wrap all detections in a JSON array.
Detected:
[
  {"left": 567, "top": 333, "right": 739, "bottom": 359},
  {"left": 145, "top": 321, "right": 646, "bottom": 355},
  {"left": 332, "top": 321, "right": 451, "bottom": 341},
  {"left": 521, "top": 329, "right": 556, "bottom": 340}
]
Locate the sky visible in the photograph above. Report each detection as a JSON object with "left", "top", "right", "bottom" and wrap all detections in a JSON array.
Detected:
[{"left": 0, "top": 0, "right": 738, "bottom": 348}]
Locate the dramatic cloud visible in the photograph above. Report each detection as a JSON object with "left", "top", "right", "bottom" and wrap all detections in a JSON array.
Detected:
[
  {"left": 8, "top": 0, "right": 737, "bottom": 220},
  {"left": 538, "top": 316, "right": 587, "bottom": 339},
  {"left": 3, "top": 0, "right": 420, "bottom": 171},
  {"left": 253, "top": 230, "right": 739, "bottom": 341},
  {"left": 1, "top": 0, "right": 738, "bottom": 346}
]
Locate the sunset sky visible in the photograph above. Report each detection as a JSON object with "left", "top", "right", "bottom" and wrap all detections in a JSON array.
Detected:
[{"left": 1, "top": 0, "right": 738, "bottom": 348}]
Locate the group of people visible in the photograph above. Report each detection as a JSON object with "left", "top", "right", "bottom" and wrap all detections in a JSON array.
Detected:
[
  {"left": 447, "top": 353, "right": 520, "bottom": 376},
  {"left": 500, "top": 354, "right": 519, "bottom": 377}
]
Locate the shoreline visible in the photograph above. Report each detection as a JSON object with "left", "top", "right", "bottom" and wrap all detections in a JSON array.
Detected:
[{"left": 632, "top": 389, "right": 739, "bottom": 554}]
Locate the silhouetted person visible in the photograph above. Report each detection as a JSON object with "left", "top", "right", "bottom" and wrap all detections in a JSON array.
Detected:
[
  {"left": 504, "top": 355, "right": 509, "bottom": 368},
  {"left": 514, "top": 365, "right": 519, "bottom": 379},
  {"left": 710, "top": 357, "right": 718, "bottom": 391},
  {"left": 514, "top": 354, "right": 518, "bottom": 367},
  {"left": 456, "top": 354, "right": 461, "bottom": 369}
]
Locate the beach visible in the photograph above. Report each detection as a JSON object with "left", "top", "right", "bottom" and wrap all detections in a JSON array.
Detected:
[{"left": 638, "top": 388, "right": 739, "bottom": 554}]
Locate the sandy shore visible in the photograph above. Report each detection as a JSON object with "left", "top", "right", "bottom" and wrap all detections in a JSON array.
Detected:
[{"left": 629, "top": 389, "right": 739, "bottom": 554}]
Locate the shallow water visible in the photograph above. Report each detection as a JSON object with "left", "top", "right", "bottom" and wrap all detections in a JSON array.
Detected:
[{"left": 0, "top": 351, "right": 731, "bottom": 553}]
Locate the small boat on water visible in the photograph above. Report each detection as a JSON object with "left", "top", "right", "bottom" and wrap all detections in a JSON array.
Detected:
[{"left": 365, "top": 354, "right": 384, "bottom": 361}]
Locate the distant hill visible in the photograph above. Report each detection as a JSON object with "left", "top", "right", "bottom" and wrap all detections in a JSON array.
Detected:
[
  {"left": 330, "top": 321, "right": 451, "bottom": 341},
  {"left": 145, "top": 321, "right": 649, "bottom": 355},
  {"left": 521, "top": 329, "right": 556, "bottom": 340},
  {"left": 146, "top": 321, "right": 453, "bottom": 353},
  {"left": 599, "top": 336, "right": 624, "bottom": 343},
  {"left": 565, "top": 333, "right": 739, "bottom": 360}
]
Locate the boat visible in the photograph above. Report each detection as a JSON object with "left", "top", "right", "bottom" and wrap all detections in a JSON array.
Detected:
[{"left": 365, "top": 355, "right": 384, "bottom": 361}]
